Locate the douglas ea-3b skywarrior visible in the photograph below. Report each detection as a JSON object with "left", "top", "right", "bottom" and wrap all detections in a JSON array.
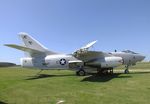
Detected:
[{"left": 5, "top": 33, "right": 145, "bottom": 76}]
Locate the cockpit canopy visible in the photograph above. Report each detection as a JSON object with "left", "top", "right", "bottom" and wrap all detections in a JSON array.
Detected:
[{"left": 122, "top": 50, "right": 138, "bottom": 54}]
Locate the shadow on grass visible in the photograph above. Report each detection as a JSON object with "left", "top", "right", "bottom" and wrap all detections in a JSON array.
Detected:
[
  {"left": 129, "top": 71, "right": 150, "bottom": 74},
  {"left": 0, "top": 101, "right": 8, "bottom": 104},
  {"left": 81, "top": 73, "right": 132, "bottom": 82},
  {"left": 26, "top": 74, "right": 75, "bottom": 80},
  {"left": 25, "top": 71, "right": 150, "bottom": 81}
]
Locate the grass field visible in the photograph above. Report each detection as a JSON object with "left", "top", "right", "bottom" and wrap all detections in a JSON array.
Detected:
[{"left": 0, "top": 62, "right": 150, "bottom": 104}]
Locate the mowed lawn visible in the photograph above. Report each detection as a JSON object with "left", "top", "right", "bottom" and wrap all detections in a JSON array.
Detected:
[{"left": 0, "top": 62, "right": 150, "bottom": 104}]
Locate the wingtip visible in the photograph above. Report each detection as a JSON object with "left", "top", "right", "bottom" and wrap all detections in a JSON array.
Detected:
[
  {"left": 4, "top": 44, "right": 9, "bottom": 46},
  {"left": 4, "top": 44, "right": 13, "bottom": 48},
  {"left": 4, "top": 44, "right": 18, "bottom": 47},
  {"left": 94, "top": 40, "right": 98, "bottom": 43},
  {"left": 18, "top": 32, "right": 29, "bottom": 35},
  {"left": 18, "top": 32, "right": 30, "bottom": 39}
]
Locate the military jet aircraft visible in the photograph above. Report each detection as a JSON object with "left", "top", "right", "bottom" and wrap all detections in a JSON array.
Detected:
[{"left": 5, "top": 33, "right": 145, "bottom": 76}]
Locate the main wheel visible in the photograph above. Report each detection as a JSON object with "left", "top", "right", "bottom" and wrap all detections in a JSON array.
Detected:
[
  {"left": 76, "top": 70, "right": 86, "bottom": 76},
  {"left": 103, "top": 70, "right": 109, "bottom": 74},
  {"left": 110, "top": 69, "right": 113, "bottom": 74},
  {"left": 124, "top": 69, "right": 129, "bottom": 74}
]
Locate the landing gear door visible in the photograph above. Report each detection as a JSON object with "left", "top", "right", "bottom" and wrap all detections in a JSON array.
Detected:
[{"left": 68, "top": 60, "right": 83, "bottom": 70}]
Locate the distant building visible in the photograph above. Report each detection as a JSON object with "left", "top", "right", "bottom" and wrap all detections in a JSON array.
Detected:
[{"left": 0, "top": 62, "right": 16, "bottom": 67}]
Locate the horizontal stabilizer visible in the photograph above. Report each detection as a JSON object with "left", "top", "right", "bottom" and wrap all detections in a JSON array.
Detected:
[{"left": 4, "top": 44, "right": 44, "bottom": 55}]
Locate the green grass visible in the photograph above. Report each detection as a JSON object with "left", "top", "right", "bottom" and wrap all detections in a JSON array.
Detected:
[{"left": 0, "top": 63, "right": 150, "bottom": 104}]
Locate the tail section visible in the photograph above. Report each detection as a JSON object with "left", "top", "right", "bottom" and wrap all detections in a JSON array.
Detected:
[
  {"left": 5, "top": 32, "right": 57, "bottom": 56},
  {"left": 19, "top": 32, "right": 48, "bottom": 52}
]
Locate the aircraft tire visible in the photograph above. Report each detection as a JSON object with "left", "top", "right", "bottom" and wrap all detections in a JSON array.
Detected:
[
  {"left": 124, "top": 69, "right": 129, "bottom": 74},
  {"left": 76, "top": 70, "right": 86, "bottom": 76}
]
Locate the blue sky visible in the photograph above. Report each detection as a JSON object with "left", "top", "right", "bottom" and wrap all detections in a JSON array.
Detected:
[{"left": 0, "top": 0, "right": 150, "bottom": 64}]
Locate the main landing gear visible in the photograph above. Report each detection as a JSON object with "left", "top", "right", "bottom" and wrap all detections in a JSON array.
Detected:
[
  {"left": 37, "top": 69, "right": 44, "bottom": 75},
  {"left": 76, "top": 66, "right": 86, "bottom": 76},
  {"left": 124, "top": 65, "right": 129, "bottom": 74},
  {"left": 76, "top": 70, "right": 86, "bottom": 76}
]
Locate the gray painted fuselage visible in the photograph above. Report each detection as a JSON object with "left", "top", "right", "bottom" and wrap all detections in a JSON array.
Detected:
[{"left": 110, "top": 51, "right": 145, "bottom": 66}]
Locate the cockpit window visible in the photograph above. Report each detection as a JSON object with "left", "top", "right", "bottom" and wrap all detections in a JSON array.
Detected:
[{"left": 122, "top": 50, "right": 138, "bottom": 54}]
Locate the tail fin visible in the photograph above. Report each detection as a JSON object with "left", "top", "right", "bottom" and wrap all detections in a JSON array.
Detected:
[
  {"left": 18, "top": 32, "right": 57, "bottom": 55},
  {"left": 19, "top": 32, "right": 48, "bottom": 52},
  {"left": 5, "top": 32, "right": 57, "bottom": 56}
]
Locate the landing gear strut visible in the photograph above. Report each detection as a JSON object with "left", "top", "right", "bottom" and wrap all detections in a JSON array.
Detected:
[
  {"left": 124, "top": 65, "right": 129, "bottom": 74},
  {"left": 110, "top": 68, "right": 114, "bottom": 74},
  {"left": 37, "top": 69, "right": 44, "bottom": 75}
]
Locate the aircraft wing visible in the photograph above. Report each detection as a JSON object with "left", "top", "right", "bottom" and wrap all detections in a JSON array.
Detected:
[
  {"left": 4, "top": 44, "right": 44, "bottom": 55},
  {"left": 74, "top": 40, "right": 98, "bottom": 54},
  {"left": 81, "top": 40, "right": 98, "bottom": 50}
]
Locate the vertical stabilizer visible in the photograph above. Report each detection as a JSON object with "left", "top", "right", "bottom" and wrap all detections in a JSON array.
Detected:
[
  {"left": 18, "top": 32, "right": 57, "bottom": 55},
  {"left": 19, "top": 32, "right": 48, "bottom": 52}
]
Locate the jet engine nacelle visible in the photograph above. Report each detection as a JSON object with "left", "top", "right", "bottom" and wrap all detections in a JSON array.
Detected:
[
  {"left": 85, "top": 56, "right": 123, "bottom": 68},
  {"left": 101, "top": 57, "right": 123, "bottom": 68},
  {"left": 21, "top": 58, "right": 34, "bottom": 68}
]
